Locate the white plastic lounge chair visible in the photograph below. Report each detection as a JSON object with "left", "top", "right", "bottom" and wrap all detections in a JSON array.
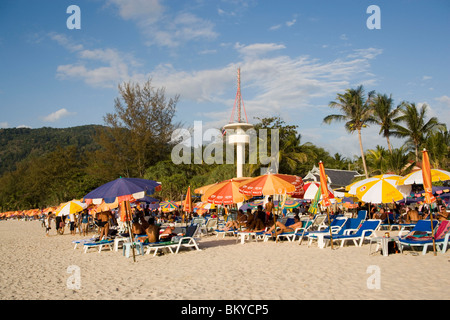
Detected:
[
  {"left": 324, "top": 219, "right": 381, "bottom": 248},
  {"left": 200, "top": 218, "right": 218, "bottom": 236},
  {"left": 399, "top": 220, "right": 447, "bottom": 255},
  {"left": 83, "top": 237, "right": 114, "bottom": 253},
  {"left": 306, "top": 217, "right": 348, "bottom": 247},
  {"left": 72, "top": 237, "right": 96, "bottom": 249},
  {"left": 145, "top": 224, "right": 201, "bottom": 255}
]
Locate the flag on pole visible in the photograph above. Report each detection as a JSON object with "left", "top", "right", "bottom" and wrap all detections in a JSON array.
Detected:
[
  {"left": 319, "top": 161, "right": 331, "bottom": 207},
  {"left": 308, "top": 185, "right": 322, "bottom": 215},
  {"left": 421, "top": 149, "right": 437, "bottom": 255}
]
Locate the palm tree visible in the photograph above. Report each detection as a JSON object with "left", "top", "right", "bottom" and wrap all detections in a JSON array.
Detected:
[
  {"left": 324, "top": 85, "right": 375, "bottom": 178},
  {"left": 366, "top": 145, "right": 388, "bottom": 175},
  {"left": 391, "top": 102, "right": 442, "bottom": 163},
  {"left": 371, "top": 93, "right": 402, "bottom": 153}
]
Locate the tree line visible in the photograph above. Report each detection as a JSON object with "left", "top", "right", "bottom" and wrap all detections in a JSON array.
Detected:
[{"left": 0, "top": 81, "right": 448, "bottom": 212}]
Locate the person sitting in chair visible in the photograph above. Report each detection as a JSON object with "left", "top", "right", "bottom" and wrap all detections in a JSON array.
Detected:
[{"left": 265, "top": 215, "right": 303, "bottom": 235}]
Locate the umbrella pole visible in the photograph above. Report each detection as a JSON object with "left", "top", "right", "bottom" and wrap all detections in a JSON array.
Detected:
[
  {"left": 326, "top": 206, "right": 334, "bottom": 250},
  {"left": 429, "top": 204, "right": 437, "bottom": 256},
  {"left": 125, "top": 200, "right": 136, "bottom": 262}
]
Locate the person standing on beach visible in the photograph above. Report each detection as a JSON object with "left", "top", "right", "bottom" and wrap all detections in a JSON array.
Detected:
[
  {"left": 69, "top": 212, "right": 76, "bottom": 235},
  {"left": 97, "top": 210, "right": 112, "bottom": 239},
  {"left": 265, "top": 197, "right": 274, "bottom": 224},
  {"left": 45, "top": 213, "right": 53, "bottom": 236},
  {"left": 79, "top": 209, "right": 90, "bottom": 236}
]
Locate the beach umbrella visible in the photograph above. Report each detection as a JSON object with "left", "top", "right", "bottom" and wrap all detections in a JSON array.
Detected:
[
  {"left": 183, "top": 186, "right": 192, "bottom": 213},
  {"left": 282, "top": 200, "right": 301, "bottom": 209},
  {"left": 422, "top": 149, "right": 437, "bottom": 255},
  {"left": 160, "top": 201, "right": 178, "bottom": 212},
  {"left": 194, "top": 182, "right": 218, "bottom": 195},
  {"left": 302, "top": 182, "right": 335, "bottom": 200},
  {"left": 202, "top": 178, "right": 251, "bottom": 205},
  {"left": 238, "top": 173, "right": 304, "bottom": 197},
  {"left": 55, "top": 200, "right": 87, "bottom": 217},
  {"left": 83, "top": 177, "right": 161, "bottom": 262},
  {"left": 355, "top": 174, "right": 411, "bottom": 204},
  {"left": 83, "top": 177, "right": 161, "bottom": 204},
  {"left": 238, "top": 173, "right": 304, "bottom": 240},
  {"left": 398, "top": 168, "right": 450, "bottom": 185}
]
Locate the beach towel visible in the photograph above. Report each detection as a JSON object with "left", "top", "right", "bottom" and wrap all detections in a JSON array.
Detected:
[{"left": 406, "top": 221, "right": 450, "bottom": 242}]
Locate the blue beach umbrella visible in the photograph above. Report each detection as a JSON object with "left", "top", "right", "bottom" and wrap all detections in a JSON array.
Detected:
[{"left": 83, "top": 177, "right": 161, "bottom": 204}]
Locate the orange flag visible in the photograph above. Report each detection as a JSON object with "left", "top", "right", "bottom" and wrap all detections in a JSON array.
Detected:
[
  {"left": 319, "top": 161, "right": 331, "bottom": 207},
  {"left": 422, "top": 149, "right": 436, "bottom": 204},
  {"left": 183, "top": 186, "right": 192, "bottom": 213}
]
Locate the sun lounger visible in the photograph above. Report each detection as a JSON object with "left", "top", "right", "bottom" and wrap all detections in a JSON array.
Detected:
[
  {"left": 72, "top": 237, "right": 96, "bottom": 249},
  {"left": 83, "top": 238, "right": 114, "bottom": 253},
  {"left": 324, "top": 219, "right": 382, "bottom": 248},
  {"left": 306, "top": 217, "right": 348, "bottom": 247},
  {"left": 399, "top": 220, "right": 446, "bottom": 255},
  {"left": 237, "top": 230, "right": 266, "bottom": 244},
  {"left": 145, "top": 224, "right": 201, "bottom": 255},
  {"left": 276, "top": 219, "right": 313, "bottom": 242}
]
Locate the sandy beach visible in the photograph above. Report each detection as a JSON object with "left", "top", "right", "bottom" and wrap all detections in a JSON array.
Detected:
[{"left": 1, "top": 219, "right": 449, "bottom": 301}]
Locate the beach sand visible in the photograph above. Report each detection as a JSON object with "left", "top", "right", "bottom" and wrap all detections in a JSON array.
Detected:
[{"left": 1, "top": 220, "right": 449, "bottom": 300}]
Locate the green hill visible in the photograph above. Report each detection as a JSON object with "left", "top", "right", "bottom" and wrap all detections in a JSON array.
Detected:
[{"left": 0, "top": 125, "right": 104, "bottom": 176}]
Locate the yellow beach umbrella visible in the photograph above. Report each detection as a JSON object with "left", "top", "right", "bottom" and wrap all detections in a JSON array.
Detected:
[
  {"left": 398, "top": 168, "right": 450, "bottom": 185},
  {"left": 55, "top": 200, "right": 87, "bottom": 217},
  {"left": 355, "top": 174, "right": 411, "bottom": 204}
]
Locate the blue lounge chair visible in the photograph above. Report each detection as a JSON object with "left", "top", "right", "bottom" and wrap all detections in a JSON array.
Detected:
[
  {"left": 83, "top": 237, "right": 114, "bottom": 253},
  {"left": 306, "top": 217, "right": 348, "bottom": 247},
  {"left": 324, "top": 219, "right": 382, "bottom": 248},
  {"left": 357, "top": 210, "right": 367, "bottom": 220},
  {"left": 398, "top": 220, "right": 445, "bottom": 255}
]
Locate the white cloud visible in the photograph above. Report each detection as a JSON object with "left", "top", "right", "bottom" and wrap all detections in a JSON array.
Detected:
[
  {"left": 43, "top": 109, "right": 76, "bottom": 122},
  {"left": 148, "top": 46, "right": 383, "bottom": 125},
  {"left": 16, "top": 125, "right": 32, "bottom": 129},
  {"left": 52, "top": 34, "right": 138, "bottom": 88},
  {"left": 0, "top": 122, "right": 8, "bottom": 128},
  {"left": 106, "top": 0, "right": 217, "bottom": 48},
  {"left": 234, "top": 42, "right": 286, "bottom": 58},
  {"left": 286, "top": 18, "right": 297, "bottom": 27},
  {"left": 422, "top": 75, "right": 432, "bottom": 81}
]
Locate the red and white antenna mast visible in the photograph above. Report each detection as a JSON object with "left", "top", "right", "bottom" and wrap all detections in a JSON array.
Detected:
[{"left": 229, "top": 67, "right": 249, "bottom": 124}]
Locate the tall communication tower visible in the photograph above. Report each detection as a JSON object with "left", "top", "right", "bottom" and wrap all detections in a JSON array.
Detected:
[{"left": 223, "top": 68, "right": 253, "bottom": 178}]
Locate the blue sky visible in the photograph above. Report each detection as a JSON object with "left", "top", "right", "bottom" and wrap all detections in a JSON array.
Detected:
[{"left": 0, "top": 0, "right": 449, "bottom": 158}]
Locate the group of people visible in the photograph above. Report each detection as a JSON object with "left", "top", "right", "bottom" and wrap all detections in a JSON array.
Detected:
[
  {"left": 43, "top": 209, "right": 92, "bottom": 237},
  {"left": 369, "top": 203, "right": 449, "bottom": 224},
  {"left": 222, "top": 197, "right": 306, "bottom": 235}
]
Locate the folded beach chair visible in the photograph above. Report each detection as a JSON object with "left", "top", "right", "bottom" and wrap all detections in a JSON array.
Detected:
[
  {"left": 324, "top": 219, "right": 382, "bottom": 248},
  {"left": 83, "top": 237, "right": 114, "bottom": 253},
  {"left": 399, "top": 220, "right": 447, "bottom": 255}
]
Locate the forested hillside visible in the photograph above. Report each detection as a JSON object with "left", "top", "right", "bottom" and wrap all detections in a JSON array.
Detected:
[{"left": 0, "top": 125, "right": 104, "bottom": 176}]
